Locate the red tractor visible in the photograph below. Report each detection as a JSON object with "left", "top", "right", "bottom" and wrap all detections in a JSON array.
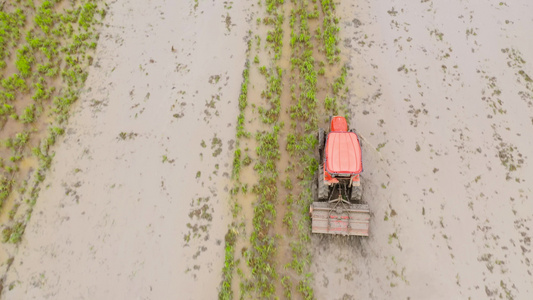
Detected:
[{"left": 310, "top": 116, "right": 370, "bottom": 236}]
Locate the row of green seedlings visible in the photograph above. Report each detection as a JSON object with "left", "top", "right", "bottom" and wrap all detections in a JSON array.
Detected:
[
  {"left": 0, "top": 131, "right": 30, "bottom": 211},
  {"left": 263, "top": 7, "right": 284, "bottom": 60},
  {"left": 281, "top": 3, "right": 321, "bottom": 298},
  {"left": 319, "top": 0, "right": 340, "bottom": 64},
  {"left": 244, "top": 123, "right": 282, "bottom": 298},
  {"left": 0, "top": 8, "right": 26, "bottom": 69},
  {"left": 220, "top": 52, "right": 285, "bottom": 300},
  {"left": 263, "top": 0, "right": 286, "bottom": 61},
  {"left": 324, "top": 63, "right": 348, "bottom": 116},
  {"left": 240, "top": 39, "right": 285, "bottom": 296},
  {"left": 258, "top": 67, "right": 282, "bottom": 124},
  {"left": 243, "top": 1, "right": 288, "bottom": 289},
  {"left": 320, "top": 0, "right": 348, "bottom": 117},
  {"left": 1, "top": 125, "right": 64, "bottom": 243},
  {"left": 219, "top": 26, "right": 265, "bottom": 295},
  {"left": 288, "top": 6, "right": 318, "bottom": 127},
  {"left": 321, "top": 0, "right": 349, "bottom": 120},
  {"left": 281, "top": 0, "right": 347, "bottom": 297},
  {"left": 219, "top": 30, "right": 259, "bottom": 296},
  {"left": 219, "top": 59, "right": 251, "bottom": 300},
  {"left": 227, "top": 0, "right": 287, "bottom": 298},
  {"left": 281, "top": 136, "right": 316, "bottom": 299},
  {"left": 279, "top": 0, "right": 346, "bottom": 296},
  {"left": 218, "top": 16, "right": 279, "bottom": 295},
  {"left": 0, "top": 0, "right": 104, "bottom": 243},
  {"left": 235, "top": 61, "right": 250, "bottom": 140}
]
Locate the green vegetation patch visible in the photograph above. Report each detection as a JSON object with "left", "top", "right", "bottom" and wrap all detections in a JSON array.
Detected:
[{"left": 0, "top": 0, "right": 106, "bottom": 244}]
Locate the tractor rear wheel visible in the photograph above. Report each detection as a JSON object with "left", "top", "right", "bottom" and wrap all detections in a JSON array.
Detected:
[
  {"left": 350, "top": 185, "right": 363, "bottom": 203},
  {"left": 317, "top": 165, "right": 329, "bottom": 201}
]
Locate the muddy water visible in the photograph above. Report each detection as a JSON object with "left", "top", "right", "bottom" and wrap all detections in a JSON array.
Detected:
[
  {"left": 311, "top": 0, "right": 533, "bottom": 299},
  {"left": 1, "top": 0, "right": 253, "bottom": 298}
]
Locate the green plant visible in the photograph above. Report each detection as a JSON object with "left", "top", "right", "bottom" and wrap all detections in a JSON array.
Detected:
[
  {"left": 219, "top": 227, "right": 237, "bottom": 299},
  {"left": 2, "top": 74, "right": 28, "bottom": 92},
  {"left": 78, "top": 2, "right": 98, "bottom": 30},
  {"left": 15, "top": 46, "right": 33, "bottom": 77},
  {"left": 0, "top": 103, "right": 14, "bottom": 117},
  {"left": 2, "top": 221, "right": 25, "bottom": 243},
  {"left": 259, "top": 65, "right": 267, "bottom": 75},
  {"left": 232, "top": 148, "right": 242, "bottom": 180},
  {"left": 242, "top": 154, "right": 252, "bottom": 166},
  {"left": 20, "top": 104, "right": 36, "bottom": 124}
]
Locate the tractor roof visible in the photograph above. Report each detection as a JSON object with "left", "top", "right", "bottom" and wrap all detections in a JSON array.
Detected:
[
  {"left": 330, "top": 116, "right": 348, "bottom": 132},
  {"left": 325, "top": 132, "right": 363, "bottom": 175}
]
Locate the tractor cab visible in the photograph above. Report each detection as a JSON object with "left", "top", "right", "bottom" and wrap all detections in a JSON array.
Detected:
[{"left": 323, "top": 116, "right": 363, "bottom": 186}]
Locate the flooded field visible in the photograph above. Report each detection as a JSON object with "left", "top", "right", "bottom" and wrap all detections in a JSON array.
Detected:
[{"left": 1, "top": 0, "right": 532, "bottom": 299}]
